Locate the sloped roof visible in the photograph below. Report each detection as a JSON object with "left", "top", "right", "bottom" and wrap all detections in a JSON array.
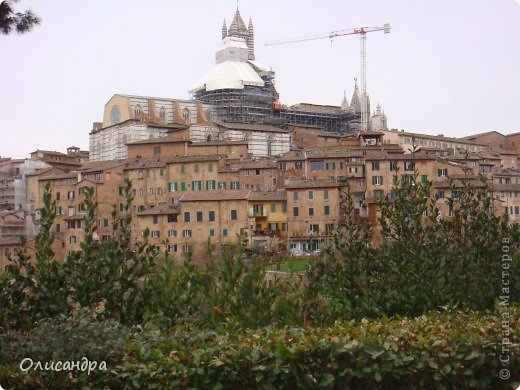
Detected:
[
  {"left": 180, "top": 190, "right": 251, "bottom": 202},
  {"left": 248, "top": 190, "right": 286, "bottom": 201},
  {"left": 285, "top": 179, "right": 340, "bottom": 189},
  {"left": 80, "top": 160, "right": 125, "bottom": 173},
  {"left": 214, "top": 120, "right": 289, "bottom": 133},
  {"left": 189, "top": 60, "right": 264, "bottom": 93},
  {"left": 137, "top": 204, "right": 180, "bottom": 216}
]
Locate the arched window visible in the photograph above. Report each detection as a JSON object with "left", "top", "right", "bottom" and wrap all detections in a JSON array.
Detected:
[
  {"left": 134, "top": 104, "right": 142, "bottom": 119},
  {"left": 182, "top": 107, "right": 191, "bottom": 123},
  {"left": 111, "top": 106, "right": 120, "bottom": 125},
  {"left": 159, "top": 107, "right": 166, "bottom": 122}
]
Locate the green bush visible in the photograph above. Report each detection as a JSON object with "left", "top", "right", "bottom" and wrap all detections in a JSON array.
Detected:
[
  {"left": 308, "top": 175, "right": 520, "bottom": 322},
  {"left": 1, "top": 307, "right": 517, "bottom": 389}
]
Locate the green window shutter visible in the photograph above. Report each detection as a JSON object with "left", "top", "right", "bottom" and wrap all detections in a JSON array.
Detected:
[
  {"left": 181, "top": 182, "right": 186, "bottom": 191},
  {"left": 167, "top": 183, "right": 171, "bottom": 192},
  {"left": 421, "top": 175, "right": 428, "bottom": 183}
]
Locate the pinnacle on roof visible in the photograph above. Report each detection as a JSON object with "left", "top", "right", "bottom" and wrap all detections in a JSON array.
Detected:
[
  {"left": 228, "top": 8, "right": 248, "bottom": 36},
  {"left": 341, "top": 90, "right": 349, "bottom": 111},
  {"left": 222, "top": 19, "right": 227, "bottom": 39},
  {"left": 350, "top": 78, "right": 362, "bottom": 114}
]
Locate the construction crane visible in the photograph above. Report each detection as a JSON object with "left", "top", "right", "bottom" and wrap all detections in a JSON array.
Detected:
[{"left": 265, "top": 23, "right": 391, "bottom": 132}]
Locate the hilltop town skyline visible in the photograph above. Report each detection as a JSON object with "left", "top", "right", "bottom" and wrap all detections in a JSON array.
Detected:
[{"left": 1, "top": 0, "right": 520, "bottom": 158}]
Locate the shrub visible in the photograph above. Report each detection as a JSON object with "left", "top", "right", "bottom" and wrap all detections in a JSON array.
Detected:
[{"left": 1, "top": 307, "right": 517, "bottom": 389}]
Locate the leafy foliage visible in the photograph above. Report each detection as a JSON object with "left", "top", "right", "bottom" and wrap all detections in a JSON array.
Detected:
[
  {"left": 307, "top": 175, "right": 520, "bottom": 321},
  {"left": 0, "top": 0, "right": 40, "bottom": 35},
  {"left": 1, "top": 307, "right": 517, "bottom": 389}
]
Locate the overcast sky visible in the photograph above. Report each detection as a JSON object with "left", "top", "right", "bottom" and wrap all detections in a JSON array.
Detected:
[{"left": 1, "top": 0, "right": 519, "bottom": 158}]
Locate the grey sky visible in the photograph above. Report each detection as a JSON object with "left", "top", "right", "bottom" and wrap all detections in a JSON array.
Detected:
[{"left": 1, "top": 0, "right": 519, "bottom": 158}]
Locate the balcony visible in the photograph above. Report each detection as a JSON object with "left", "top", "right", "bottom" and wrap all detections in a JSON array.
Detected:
[{"left": 248, "top": 211, "right": 267, "bottom": 218}]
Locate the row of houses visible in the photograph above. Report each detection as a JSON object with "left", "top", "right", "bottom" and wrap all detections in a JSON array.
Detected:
[{"left": 1, "top": 130, "right": 519, "bottom": 271}]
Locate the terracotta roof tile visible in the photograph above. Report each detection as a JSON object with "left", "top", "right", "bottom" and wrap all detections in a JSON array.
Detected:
[{"left": 180, "top": 190, "right": 251, "bottom": 202}]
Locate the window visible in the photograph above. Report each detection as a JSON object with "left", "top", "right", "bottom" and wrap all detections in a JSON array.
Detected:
[
  {"left": 230, "top": 210, "right": 237, "bottom": 220},
  {"left": 372, "top": 176, "right": 383, "bottom": 185},
  {"left": 182, "top": 245, "right": 192, "bottom": 253},
  {"left": 255, "top": 169, "right": 261, "bottom": 175},
  {"left": 308, "top": 190, "right": 314, "bottom": 200},
  {"left": 168, "top": 244, "right": 177, "bottom": 252},
  {"left": 421, "top": 175, "right": 428, "bottom": 184},
  {"left": 102, "top": 218, "right": 109, "bottom": 227},
  {"left": 209, "top": 211, "right": 215, "bottom": 222},
  {"left": 153, "top": 146, "right": 161, "bottom": 156},
  {"left": 270, "top": 203, "right": 276, "bottom": 213},
  {"left": 390, "top": 188, "right": 397, "bottom": 199},
  {"left": 393, "top": 175, "right": 399, "bottom": 185},
  {"left": 196, "top": 211, "right": 203, "bottom": 222},
  {"left": 293, "top": 192, "right": 298, "bottom": 201},
  {"left": 152, "top": 215, "right": 158, "bottom": 224},
  {"left": 222, "top": 228, "right": 228, "bottom": 237},
  {"left": 180, "top": 182, "right": 186, "bottom": 191},
  {"left": 56, "top": 224, "right": 61, "bottom": 232},
  {"left": 156, "top": 187, "right": 162, "bottom": 195},
  {"left": 168, "top": 230, "right": 177, "bottom": 237},
  {"left": 309, "top": 208, "right": 314, "bottom": 216},
  {"left": 293, "top": 207, "right": 299, "bottom": 217},
  {"left": 244, "top": 170, "right": 249, "bottom": 176},
  {"left": 111, "top": 105, "right": 120, "bottom": 125},
  {"left": 323, "top": 190, "right": 329, "bottom": 199},
  {"left": 390, "top": 161, "right": 398, "bottom": 171},
  {"left": 70, "top": 236, "right": 77, "bottom": 244},
  {"left": 452, "top": 190, "right": 460, "bottom": 199},
  {"left": 281, "top": 202, "right": 287, "bottom": 212},
  {"left": 374, "top": 190, "right": 384, "bottom": 199},
  {"left": 183, "top": 230, "right": 192, "bottom": 237},
  {"left": 324, "top": 205, "right": 330, "bottom": 215},
  {"left": 230, "top": 182, "right": 240, "bottom": 190},
  {"left": 133, "top": 104, "right": 141, "bottom": 119},
  {"left": 182, "top": 107, "right": 191, "bottom": 123},
  {"left": 180, "top": 164, "right": 185, "bottom": 174},
  {"left": 209, "top": 229, "right": 215, "bottom": 237},
  {"left": 78, "top": 187, "right": 84, "bottom": 196},
  {"left": 138, "top": 170, "right": 143, "bottom": 179},
  {"left": 192, "top": 181, "right": 202, "bottom": 191},
  {"left": 167, "top": 214, "right": 177, "bottom": 223},
  {"left": 95, "top": 173, "right": 101, "bottom": 181},
  {"left": 159, "top": 106, "right": 166, "bottom": 121},
  {"left": 218, "top": 182, "right": 226, "bottom": 189},
  {"left": 56, "top": 192, "right": 61, "bottom": 200},
  {"left": 168, "top": 182, "right": 178, "bottom": 192},
  {"left": 310, "top": 161, "right": 324, "bottom": 171},
  {"left": 184, "top": 212, "right": 190, "bottom": 222},
  {"left": 438, "top": 168, "right": 448, "bottom": 177},
  {"left": 372, "top": 161, "right": 380, "bottom": 171},
  {"left": 151, "top": 231, "right": 160, "bottom": 238},
  {"left": 404, "top": 161, "right": 415, "bottom": 171},
  {"left": 295, "top": 161, "right": 303, "bottom": 170},
  {"left": 206, "top": 180, "right": 216, "bottom": 190},
  {"left": 348, "top": 167, "right": 358, "bottom": 174},
  {"left": 194, "top": 164, "right": 199, "bottom": 173},
  {"left": 326, "top": 162, "right": 335, "bottom": 170}
]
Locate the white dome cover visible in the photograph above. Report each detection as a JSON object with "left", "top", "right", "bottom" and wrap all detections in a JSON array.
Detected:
[{"left": 189, "top": 60, "right": 264, "bottom": 93}]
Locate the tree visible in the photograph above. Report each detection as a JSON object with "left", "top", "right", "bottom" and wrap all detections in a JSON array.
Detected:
[{"left": 0, "top": 0, "right": 40, "bottom": 35}]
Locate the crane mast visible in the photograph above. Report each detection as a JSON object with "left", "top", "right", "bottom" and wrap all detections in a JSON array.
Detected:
[{"left": 265, "top": 23, "right": 391, "bottom": 132}]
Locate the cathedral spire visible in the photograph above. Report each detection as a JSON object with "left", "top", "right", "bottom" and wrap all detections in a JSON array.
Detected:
[
  {"left": 248, "top": 17, "right": 255, "bottom": 60},
  {"left": 222, "top": 19, "right": 227, "bottom": 40},
  {"left": 350, "top": 78, "right": 362, "bottom": 114},
  {"left": 341, "top": 90, "right": 349, "bottom": 111}
]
